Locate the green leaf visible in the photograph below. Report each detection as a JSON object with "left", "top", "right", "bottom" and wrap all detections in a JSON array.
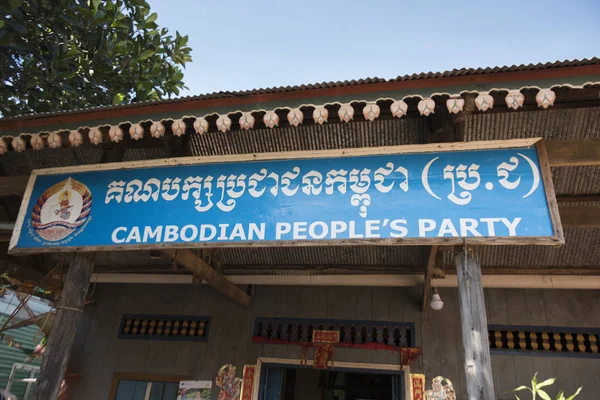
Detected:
[
  {"left": 531, "top": 372, "right": 538, "bottom": 389},
  {"left": 513, "top": 386, "right": 531, "bottom": 392},
  {"left": 536, "top": 377, "right": 556, "bottom": 390},
  {"left": 172, "top": 70, "right": 183, "bottom": 82},
  {"left": 8, "top": 0, "right": 23, "bottom": 9},
  {"left": 566, "top": 387, "right": 583, "bottom": 400},
  {"left": 5, "top": 19, "right": 27, "bottom": 34},
  {"left": 91, "top": 0, "right": 101, "bottom": 13},
  {"left": 145, "top": 12, "right": 157, "bottom": 24},
  {"left": 537, "top": 389, "right": 551, "bottom": 400},
  {"left": 0, "top": 20, "right": 4, "bottom": 29},
  {"left": 138, "top": 49, "right": 155, "bottom": 60},
  {"left": 112, "top": 93, "right": 124, "bottom": 105},
  {"left": 111, "top": 20, "right": 130, "bottom": 31}
]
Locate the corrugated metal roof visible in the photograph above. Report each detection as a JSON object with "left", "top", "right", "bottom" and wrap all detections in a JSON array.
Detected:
[
  {"left": 2, "top": 58, "right": 599, "bottom": 123},
  {"left": 221, "top": 246, "right": 426, "bottom": 267},
  {"left": 463, "top": 106, "right": 600, "bottom": 141},
  {"left": 0, "top": 148, "right": 102, "bottom": 176},
  {"left": 0, "top": 322, "right": 41, "bottom": 399},
  {"left": 188, "top": 117, "right": 427, "bottom": 156},
  {"left": 440, "top": 227, "right": 600, "bottom": 270},
  {"left": 552, "top": 166, "right": 600, "bottom": 196}
]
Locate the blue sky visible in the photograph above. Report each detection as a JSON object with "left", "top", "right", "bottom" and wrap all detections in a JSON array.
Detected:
[{"left": 148, "top": 0, "right": 600, "bottom": 96}]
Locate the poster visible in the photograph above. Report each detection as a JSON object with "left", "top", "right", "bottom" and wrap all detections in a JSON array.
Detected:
[
  {"left": 240, "top": 365, "right": 256, "bottom": 400},
  {"left": 177, "top": 380, "right": 212, "bottom": 400},
  {"left": 410, "top": 374, "right": 425, "bottom": 400}
]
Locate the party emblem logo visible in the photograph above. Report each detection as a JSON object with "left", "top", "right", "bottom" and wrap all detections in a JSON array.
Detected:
[{"left": 31, "top": 178, "right": 92, "bottom": 242}]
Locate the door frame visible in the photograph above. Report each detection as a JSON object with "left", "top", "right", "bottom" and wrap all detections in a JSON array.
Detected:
[{"left": 252, "top": 357, "right": 411, "bottom": 400}]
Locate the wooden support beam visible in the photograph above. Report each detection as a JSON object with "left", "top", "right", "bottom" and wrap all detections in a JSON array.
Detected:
[
  {"left": 455, "top": 250, "right": 495, "bottom": 399},
  {"left": 421, "top": 246, "right": 438, "bottom": 312},
  {"left": 547, "top": 139, "right": 600, "bottom": 167},
  {"left": 0, "top": 139, "right": 599, "bottom": 198},
  {"left": 0, "top": 175, "right": 30, "bottom": 197},
  {"left": 559, "top": 205, "right": 600, "bottom": 228},
  {"left": 31, "top": 253, "right": 94, "bottom": 400},
  {"left": 162, "top": 249, "right": 251, "bottom": 308},
  {"left": 0, "top": 258, "right": 62, "bottom": 292}
]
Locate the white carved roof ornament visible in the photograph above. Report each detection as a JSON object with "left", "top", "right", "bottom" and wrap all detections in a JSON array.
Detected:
[
  {"left": 216, "top": 114, "right": 232, "bottom": 133},
  {"left": 390, "top": 100, "right": 409, "bottom": 118},
  {"left": 505, "top": 90, "right": 525, "bottom": 110},
  {"left": 150, "top": 121, "right": 166, "bottom": 138},
  {"left": 69, "top": 130, "right": 83, "bottom": 147},
  {"left": 362, "top": 103, "right": 380, "bottom": 121},
  {"left": 88, "top": 127, "right": 103, "bottom": 145},
  {"left": 287, "top": 108, "right": 304, "bottom": 127},
  {"left": 536, "top": 88, "right": 556, "bottom": 109},
  {"left": 417, "top": 98, "right": 436, "bottom": 116},
  {"left": 129, "top": 124, "right": 144, "bottom": 140},
  {"left": 47, "top": 132, "right": 61, "bottom": 148},
  {"left": 239, "top": 112, "right": 255, "bottom": 131},
  {"left": 263, "top": 111, "right": 279, "bottom": 128},
  {"left": 193, "top": 117, "right": 209, "bottom": 134},
  {"left": 109, "top": 125, "right": 123, "bottom": 143},
  {"left": 446, "top": 97, "right": 464, "bottom": 114},
  {"left": 337, "top": 103, "right": 354, "bottom": 123},
  {"left": 312, "top": 106, "right": 328, "bottom": 125},
  {"left": 30, "top": 134, "right": 44, "bottom": 150},
  {"left": 171, "top": 119, "right": 187, "bottom": 136},
  {"left": 0, "top": 82, "right": 594, "bottom": 153},
  {"left": 474, "top": 92, "right": 494, "bottom": 112},
  {"left": 11, "top": 136, "right": 25, "bottom": 152}
]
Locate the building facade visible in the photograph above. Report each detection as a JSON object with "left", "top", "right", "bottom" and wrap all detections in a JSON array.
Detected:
[{"left": 1, "top": 58, "right": 600, "bottom": 399}]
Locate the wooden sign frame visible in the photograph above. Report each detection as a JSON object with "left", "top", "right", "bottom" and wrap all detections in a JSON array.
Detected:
[{"left": 9, "top": 138, "right": 563, "bottom": 254}]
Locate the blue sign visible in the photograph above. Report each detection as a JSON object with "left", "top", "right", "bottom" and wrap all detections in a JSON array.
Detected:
[{"left": 10, "top": 145, "right": 560, "bottom": 252}]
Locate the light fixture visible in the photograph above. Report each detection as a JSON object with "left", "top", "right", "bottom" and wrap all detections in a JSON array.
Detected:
[{"left": 430, "top": 287, "right": 444, "bottom": 311}]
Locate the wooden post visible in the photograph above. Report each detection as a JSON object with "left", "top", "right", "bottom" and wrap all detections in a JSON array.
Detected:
[
  {"left": 455, "top": 249, "right": 495, "bottom": 400},
  {"left": 31, "top": 253, "right": 94, "bottom": 400},
  {"left": 163, "top": 249, "right": 251, "bottom": 308}
]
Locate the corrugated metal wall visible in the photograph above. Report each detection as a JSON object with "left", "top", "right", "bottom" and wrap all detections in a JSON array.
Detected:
[{"left": 0, "top": 318, "right": 41, "bottom": 399}]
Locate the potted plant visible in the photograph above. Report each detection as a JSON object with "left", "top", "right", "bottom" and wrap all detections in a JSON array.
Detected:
[{"left": 513, "top": 373, "right": 582, "bottom": 400}]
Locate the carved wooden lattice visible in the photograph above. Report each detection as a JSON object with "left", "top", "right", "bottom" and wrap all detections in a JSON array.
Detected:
[
  {"left": 253, "top": 317, "right": 415, "bottom": 348},
  {"left": 119, "top": 314, "right": 210, "bottom": 341},
  {"left": 489, "top": 325, "right": 600, "bottom": 357}
]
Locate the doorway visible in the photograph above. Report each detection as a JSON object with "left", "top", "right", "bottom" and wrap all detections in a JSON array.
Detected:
[{"left": 257, "top": 361, "right": 405, "bottom": 400}]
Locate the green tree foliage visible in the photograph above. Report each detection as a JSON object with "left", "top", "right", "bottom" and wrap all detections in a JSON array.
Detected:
[{"left": 0, "top": 0, "right": 192, "bottom": 117}]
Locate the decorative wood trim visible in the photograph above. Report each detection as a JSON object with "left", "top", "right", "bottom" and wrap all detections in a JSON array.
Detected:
[
  {"left": 118, "top": 313, "right": 211, "bottom": 341},
  {"left": 488, "top": 324, "right": 600, "bottom": 359},
  {"left": 252, "top": 317, "right": 416, "bottom": 347}
]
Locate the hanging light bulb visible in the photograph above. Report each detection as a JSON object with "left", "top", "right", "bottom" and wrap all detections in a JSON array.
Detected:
[{"left": 430, "top": 287, "right": 444, "bottom": 311}]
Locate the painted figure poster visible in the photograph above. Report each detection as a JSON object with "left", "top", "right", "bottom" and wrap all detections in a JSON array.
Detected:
[
  {"left": 177, "top": 380, "right": 212, "bottom": 400},
  {"left": 216, "top": 364, "right": 242, "bottom": 400}
]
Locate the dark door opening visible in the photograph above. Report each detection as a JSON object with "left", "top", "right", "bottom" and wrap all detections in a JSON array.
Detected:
[{"left": 260, "top": 365, "right": 404, "bottom": 400}]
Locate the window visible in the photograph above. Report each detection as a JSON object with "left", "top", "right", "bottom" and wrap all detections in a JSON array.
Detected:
[{"left": 110, "top": 374, "right": 186, "bottom": 400}]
